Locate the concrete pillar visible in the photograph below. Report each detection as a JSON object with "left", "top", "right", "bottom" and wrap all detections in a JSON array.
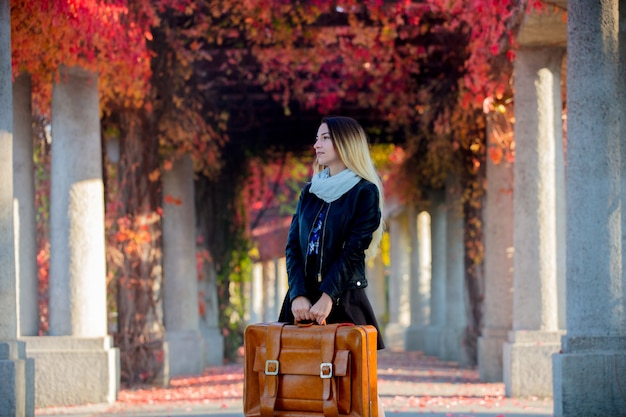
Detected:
[
  {"left": 406, "top": 210, "right": 431, "bottom": 351},
  {"left": 197, "top": 240, "right": 224, "bottom": 366},
  {"left": 503, "top": 47, "right": 565, "bottom": 397},
  {"left": 478, "top": 116, "right": 514, "bottom": 382},
  {"left": 276, "top": 257, "right": 288, "bottom": 314},
  {"left": 0, "top": 2, "right": 35, "bottom": 415},
  {"left": 555, "top": 57, "right": 567, "bottom": 334},
  {"left": 365, "top": 251, "right": 386, "bottom": 325},
  {"left": 440, "top": 178, "right": 469, "bottom": 365},
  {"left": 553, "top": 1, "right": 626, "bottom": 415},
  {"left": 23, "top": 66, "right": 119, "bottom": 407},
  {"left": 249, "top": 263, "right": 263, "bottom": 324},
  {"left": 384, "top": 209, "right": 411, "bottom": 350},
  {"left": 13, "top": 74, "right": 38, "bottom": 337},
  {"left": 423, "top": 190, "right": 446, "bottom": 357},
  {"left": 163, "top": 154, "right": 204, "bottom": 376},
  {"left": 262, "top": 260, "right": 277, "bottom": 322},
  {"left": 48, "top": 66, "right": 107, "bottom": 337},
  {"left": 272, "top": 258, "right": 286, "bottom": 320}
]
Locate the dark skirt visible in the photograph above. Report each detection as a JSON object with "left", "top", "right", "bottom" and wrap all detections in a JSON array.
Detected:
[{"left": 278, "top": 288, "right": 385, "bottom": 350}]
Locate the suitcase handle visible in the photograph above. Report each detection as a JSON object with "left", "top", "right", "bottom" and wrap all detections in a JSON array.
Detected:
[{"left": 295, "top": 319, "right": 326, "bottom": 326}]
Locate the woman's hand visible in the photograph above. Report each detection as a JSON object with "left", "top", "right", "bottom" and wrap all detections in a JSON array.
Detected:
[
  {"left": 309, "top": 293, "right": 333, "bottom": 325},
  {"left": 291, "top": 296, "right": 313, "bottom": 322}
]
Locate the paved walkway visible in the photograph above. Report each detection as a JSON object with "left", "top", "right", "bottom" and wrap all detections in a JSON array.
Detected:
[{"left": 35, "top": 351, "right": 554, "bottom": 417}]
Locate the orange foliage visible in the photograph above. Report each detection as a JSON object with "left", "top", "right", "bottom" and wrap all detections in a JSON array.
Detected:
[
  {"left": 250, "top": 0, "right": 519, "bottom": 124},
  {"left": 10, "top": 0, "right": 188, "bottom": 113},
  {"left": 114, "top": 216, "right": 155, "bottom": 256},
  {"left": 163, "top": 194, "right": 183, "bottom": 206}
]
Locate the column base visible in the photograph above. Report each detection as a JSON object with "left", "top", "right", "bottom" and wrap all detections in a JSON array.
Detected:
[
  {"left": 441, "top": 326, "right": 470, "bottom": 366},
  {"left": 152, "top": 340, "right": 170, "bottom": 388},
  {"left": 384, "top": 323, "right": 408, "bottom": 351},
  {"left": 0, "top": 341, "right": 35, "bottom": 417},
  {"left": 478, "top": 327, "right": 509, "bottom": 382},
  {"left": 200, "top": 326, "right": 224, "bottom": 366},
  {"left": 553, "top": 336, "right": 626, "bottom": 417},
  {"left": 165, "top": 330, "right": 205, "bottom": 376},
  {"left": 21, "top": 336, "right": 119, "bottom": 407},
  {"left": 423, "top": 325, "right": 443, "bottom": 357},
  {"left": 503, "top": 330, "right": 563, "bottom": 397},
  {"left": 405, "top": 325, "right": 427, "bottom": 351}
]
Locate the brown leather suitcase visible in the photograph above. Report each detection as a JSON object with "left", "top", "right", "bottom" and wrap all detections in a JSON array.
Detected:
[{"left": 243, "top": 322, "right": 379, "bottom": 417}]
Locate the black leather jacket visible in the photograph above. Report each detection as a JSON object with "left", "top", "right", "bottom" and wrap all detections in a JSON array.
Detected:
[{"left": 285, "top": 178, "right": 381, "bottom": 303}]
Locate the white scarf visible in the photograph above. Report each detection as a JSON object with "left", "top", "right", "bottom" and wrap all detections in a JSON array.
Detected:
[{"left": 309, "top": 168, "right": 361, "bottom": 203}]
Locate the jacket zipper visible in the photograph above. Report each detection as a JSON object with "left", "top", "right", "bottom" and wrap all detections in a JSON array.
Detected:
[{"left": 317, "top": 202, "right": 330, "bottom": 282}]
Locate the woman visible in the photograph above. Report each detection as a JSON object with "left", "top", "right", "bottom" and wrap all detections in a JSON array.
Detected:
[
  {"left": 278, "top": 116, "right": 386, "bottom": 417},
  {"left": 278, "top": 115, "right": 385, "bottom": 351}
]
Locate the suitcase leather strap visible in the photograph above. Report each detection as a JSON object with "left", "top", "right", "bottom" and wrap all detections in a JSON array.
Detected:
[
  {"left": 260, "top": 322, "right": 285, "bottom": 417},
  {"left": 321, "top": 325, "right": 339, "bottom": 417}
]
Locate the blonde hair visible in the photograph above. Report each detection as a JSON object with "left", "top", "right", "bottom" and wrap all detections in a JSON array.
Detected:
[{"left": 314, "top": 116, "right": 384, "bottom": 260}]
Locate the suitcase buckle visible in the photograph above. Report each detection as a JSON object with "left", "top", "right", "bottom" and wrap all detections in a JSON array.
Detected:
[
  {"left": 265, "top": 360, "right": 279, "bottom": 375},
  {"left": 320, "top": 362, "right": 333, "bottom": 379}
]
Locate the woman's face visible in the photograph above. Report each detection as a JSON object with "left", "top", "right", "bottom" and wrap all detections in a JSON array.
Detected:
[{"left": 314, "top": 123, "right": 345, "bottom": 175}]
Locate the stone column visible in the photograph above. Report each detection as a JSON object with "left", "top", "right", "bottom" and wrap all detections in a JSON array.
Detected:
[
  {"left": 440, "top": 178, "right": 469, "bottom": 365},
  {"left": 48, "top": 67, "right": 108, "bottom": 338},
  {"left": 478, "top": 115, "right": 514, "bottom": 382},
  {"left": 0, "top": 2, "right": 35, "bottom": 414},
  {"left": 503, "top": 48, "right": 565, "bottom": 397},
  {"left": 276, "top": 257, "right": 288, "bottom": 313},
  {"left": 553, "top": 1, "right": 626, "bottom": 415},
  {"left": 555, "top": 58, "right": 567, "bottom": 334},
  {"left": 197, "top": 245, "right": 224, "bottom": 366},
  {"left": 249, "top": 263, "right": 263, "bottom": 324},
  {"left": 262, "top": 260, "right": 277, "bottom": 322},
  {"left": 384, "top": 209, "right": 411, "bottom": 350},
  {"left": 13, "top": 74, "right": 38, "bottom": 337},
  {"left": 23, "top": 66, "right": 119, "bottom": 407},
  {"left": 365, "top": 252, "right": 386, "bottom": 325},
  {"left": 162, "top": 154, "right": 204, "bottom": 376},
  {"left": 406, "top": 210, "right": 431, "bottom": 351},
  {"left": 423, "top": 190, "right": 446, "bottom": 357}
]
